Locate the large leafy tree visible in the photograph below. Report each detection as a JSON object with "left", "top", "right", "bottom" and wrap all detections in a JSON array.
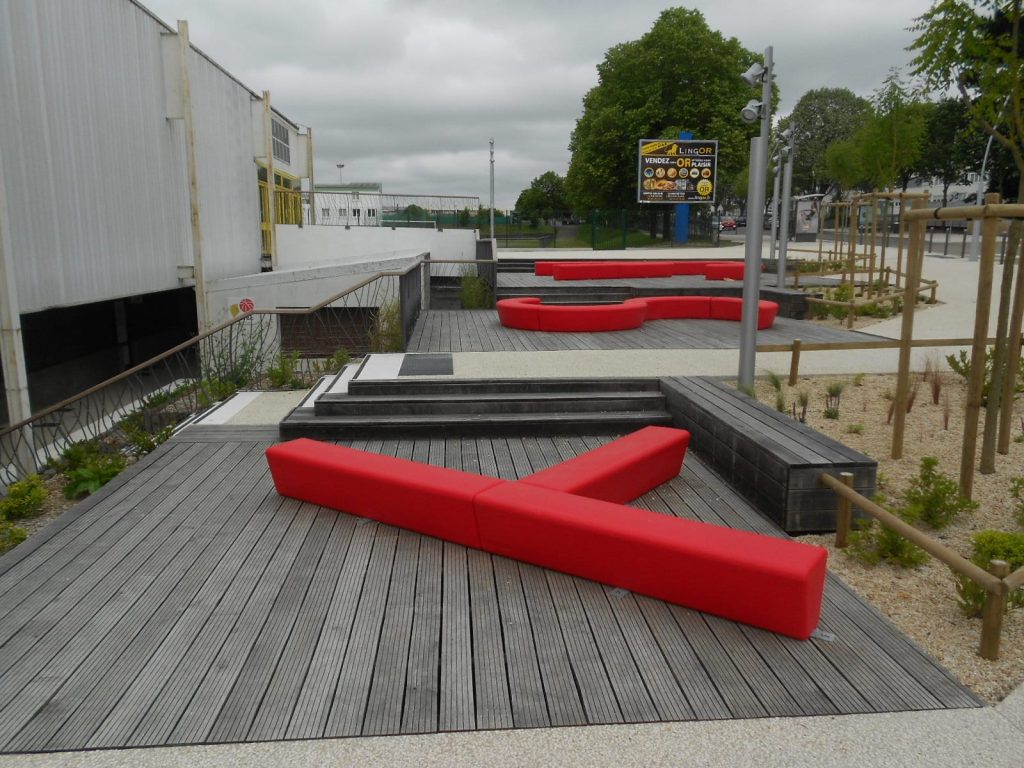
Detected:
[
  {"left": 565, "top": 8, "right": 765, "bottom": 212},
  {"left": 858, "top": 71, "right": 930, "bottom": 191},
  {"left": 777, "top": 88, "right": 872, "bottom": 194},
  {"left": 910, "top": 0, "right": 1024, "bottom": 469},
  {"left": 515, "top": 171, "right": 569, "bottom": 223},
  {"left": 917, "top": 98, "right": 986, "bottom": 204}
]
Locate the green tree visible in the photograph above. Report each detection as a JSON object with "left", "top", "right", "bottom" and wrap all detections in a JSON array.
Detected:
[
  {"left": 515, "top": 171, "right": 568, "bottom": 224},
  {"left": 917, "top": 98, "right": 985, "bottom": 204},
  {"left": 565, "top": 8, "right": 766, "bottom": 212},
  {"left": 857, "top": 70, "right": 929, "bottom": 190},
  {"left": 777, "top": 88, "right": 872, "bottom": 194},
  {"left": 824, "top": 139, "right": 867, "bottom": 192}
]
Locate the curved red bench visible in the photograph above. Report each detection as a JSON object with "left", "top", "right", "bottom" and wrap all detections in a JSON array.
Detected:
[
  {"left": 266, "top": 431, "right": 827, "bottom": 640},
  {"left": 497, "top": 296, "right": 778, "bottom": 332},
  {"left": 534, "top": 260, "right": 754, "bottom": 281}
]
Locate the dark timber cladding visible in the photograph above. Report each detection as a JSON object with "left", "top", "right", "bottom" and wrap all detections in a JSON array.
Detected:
[{"left": 0, "top": 432, "right": 978, "bottom": 754}]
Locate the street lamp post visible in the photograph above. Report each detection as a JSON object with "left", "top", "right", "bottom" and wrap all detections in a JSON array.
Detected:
[
  {"left": 769, "top": 154, "right": 782, "bottom": 266},
  {"left": 737, "top": 46, "right": 773, "bottom": 389},
  {"left": 336, "top": 163, "right": 345, "bottom": 184},
  {"left": 777, "top": 128, "right": 796, "bottom": 287},
  {"left": 489, "top": 138, "right": 495, "bottom": 241}
]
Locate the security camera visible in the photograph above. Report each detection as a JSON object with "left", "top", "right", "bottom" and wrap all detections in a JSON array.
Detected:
[
  {"left": 740, "top": 62, "right": 766, "bottom": 87},
  {"left": 740, "top": 99, "right": 763, "bottom": 123},
  {"left": 779, "top": 128, "right": 794, "bottom": 142}
]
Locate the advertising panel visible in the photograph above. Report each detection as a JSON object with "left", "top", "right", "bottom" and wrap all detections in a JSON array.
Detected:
[{"left": 637, "top": 139, "right": 718, "bottom": 204}]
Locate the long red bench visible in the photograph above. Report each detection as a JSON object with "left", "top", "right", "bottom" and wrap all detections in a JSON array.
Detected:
[
  {"left": 475, "top": 481, "right": 826, "bottom": 639},
  {"left": 520, "top": 425, "right": 689, "bottom": 504},
  {"left": 496, "top": 295, "right": 778, "bottom": 332},
  {"left": 534, "top": 260, "right": 753, "bottom": 281},
  {"left": 265, "top": 429, "right": 828, "bottom": 640}
]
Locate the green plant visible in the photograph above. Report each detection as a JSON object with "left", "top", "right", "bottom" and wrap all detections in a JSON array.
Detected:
[
  {"left": 119, "top": 415, "right": 173, "bottom": 456},
  {"left": 1011, "top": 477, "right": 1024, "bottom": 527},
  {"left": 845, "top": 423, "right": 864, "bottom": 435},
  {"left": 369, "top": 300, "right": 404, "bottom": 352},
  {"left": 903, "top": 456, "right": 978, "bottom": 529},
  {"left": 765, "top": 370, "right": 783, "bottom": 393},
  {"left": 737, "top": 383, "right": 757, "bottom": 400},
  {"left": 956, "top": 530, "right": 1024, "bottom": 617},
  {"left": 824, "top": 381, "right": 844, "bottom": 420},
  {"left": 62, "top": 453, "right": 126, "bottom": 499},
  {"left": 791, "top": 390, "right": 809, "bottom": 423},
  {"left": 775, "top": 391, "right": 786, "bottom": 413},
  {"left": 310, "top": 348, "right": 351, "bottom": 377},
  {"left": 459, "top": 269, "right": 494, "bottom": 309},
  {"left": 0, "top": 474, "right": 47, "bottom": 520},
  {"left": 852, "top": 373, "right": 865, "bottom": 387},
  {"left": 847, "top": 505, "right": 928, "bottom": 568},
  {"left": 267, "top": 351, "right": 304, "bottom": 389},
  {"left": 197, "top": 377, "right": 239, "bottom": 408},
  {"left": 0, "top": 521, "right": 27, "bottom": 555}
]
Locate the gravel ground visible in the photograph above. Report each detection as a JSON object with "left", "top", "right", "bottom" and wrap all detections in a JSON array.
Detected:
[{"left": 747, "top": 368, "right": 1024, "bottom": 704}]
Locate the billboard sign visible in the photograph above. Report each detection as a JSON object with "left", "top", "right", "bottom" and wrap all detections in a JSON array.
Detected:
[{"left": 637, "top": 139, "right": 718, "bottom": 204}]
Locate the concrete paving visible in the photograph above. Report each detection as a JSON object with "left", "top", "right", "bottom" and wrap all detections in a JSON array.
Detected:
[{"left": 17, "top": 249, "right": 1014, "bottom": 767}]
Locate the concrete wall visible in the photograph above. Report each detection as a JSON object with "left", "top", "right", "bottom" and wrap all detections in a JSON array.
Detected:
[{"left": 276, "top": 225, "right": 480, "bottom": 277}]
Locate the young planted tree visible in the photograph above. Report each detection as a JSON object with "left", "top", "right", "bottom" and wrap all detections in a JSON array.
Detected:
[{"left": 911, "top": 0, "right": 1024, "bottom": 463}]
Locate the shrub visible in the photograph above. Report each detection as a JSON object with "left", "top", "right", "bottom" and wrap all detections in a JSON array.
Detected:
[
  {"left": 369, "top": 300, "right": 404, "bottom": 352},
  {"left": 847, "top": 505, "right": 928, "bottom": 568},
  {"left": 0, "top": 474, "right": 47, "bottom": 520},
  {"left": 197, "top": 377, "right": 239, "bottom": 408},
  {"left": 903, "top": 456, "right": 977, "bottom": 529},
  {"left": 311, "top": 348, "right": 351, "bottom": 377},
  {"left": 845, "top": 423, "right": 864, "bottom": 435},
  {"left": 459, "top": 270, "right": 494, "bottom": 309},
  {"left": 0, "top": 521, "right": 27, "bottom": 555},
  {"left": 267, "top": 351, "right": 304, "bottom": 389},
  {"left": 956, "top": 530, "right": 1024, "bottom": 617},
  {"left": 62, "top": 452, "right": 126, "bottom": 500},
  {"left": 1011, "top": 477, "right": 1024, "bottom": 527},
  {"left": 824, "top": 381, "right": 844, "bottom": 420}
]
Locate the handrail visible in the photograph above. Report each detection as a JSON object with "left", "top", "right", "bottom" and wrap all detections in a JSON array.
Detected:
[
  {"left": 821, "top": 471, "right": 1016, "bottom": 660},
  {"left": 0, "top": 262, "right": 421, "bottom": 440}
]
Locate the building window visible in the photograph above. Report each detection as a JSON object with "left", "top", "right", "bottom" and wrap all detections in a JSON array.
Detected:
[
  {"left": 321, "top": 208, "right": 330, "bottom": 218},
  {"left": 271, "top": 119, "right": 291, "bottom": 164},
  {"left": 367, "top": 208, "right": 377, "bottom": 217},
  {"left": 353, "top": 209, "right": 361, "bottom": 219},
  {"left": 339, "top": 208, "right": 345, "bottom": 217}
]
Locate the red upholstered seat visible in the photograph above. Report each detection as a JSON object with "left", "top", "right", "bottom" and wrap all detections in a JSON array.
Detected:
[
  {"left": 538, "top": 298, "right": 648, "bottom": 331},
  {"left": 473, "top": 482, "right": 827, "bottom": 640},
  {"left": 265, "top": 438, "right": 502, "bottom": 548},
  {"left": 496, "top": 296, "right": 542, "bottom": 330},
  {"left": 642, "top": 295, "right": 712, "bottom": 320},
  {"left": 551, "top": 262, "right": 676, "bottom": 280},
  {"left": 670, "top": 261, "right": 710, "bottom": 275},
  {"left": 703, "top": 262, "right": 746, "bottom": 280},
  {"left": 534, "top": 262, "right": 557, "bottom": 276},
  {"left": 521, "top": 426, "right": 690, "bottom": 504},
  {"left": 710, "top": 297, "right": 778, "bottom": 330}
]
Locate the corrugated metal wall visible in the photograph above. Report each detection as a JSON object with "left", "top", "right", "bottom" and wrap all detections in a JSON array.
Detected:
[{"left": 0, "top": 0, "right": 267, "bottom": 313}]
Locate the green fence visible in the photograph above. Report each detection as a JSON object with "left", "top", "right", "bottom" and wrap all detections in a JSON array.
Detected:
[{"left": 497, "top": 208, "right": 720, "bottom": 250}]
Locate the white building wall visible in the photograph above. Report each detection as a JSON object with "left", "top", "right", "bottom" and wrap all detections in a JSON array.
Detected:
[{"left": 0, "top": 0, "right": 192, "bottom": 313}]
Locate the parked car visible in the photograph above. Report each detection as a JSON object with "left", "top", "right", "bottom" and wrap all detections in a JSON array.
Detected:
[
  {"left": 719, "top": 218, "right": 737, "bottom": 231},
  {"left": 735, "top": 216, "right": 747, "bottom": 228}
]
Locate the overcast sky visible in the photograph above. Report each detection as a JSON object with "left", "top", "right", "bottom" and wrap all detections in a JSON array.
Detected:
[{"left": 143, "top": 0, "right": 938, "bottom": 208}]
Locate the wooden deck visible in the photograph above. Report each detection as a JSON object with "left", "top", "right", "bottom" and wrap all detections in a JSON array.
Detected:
[
  {"left": 406, "top": 310, "right": 879, "bottom": 353},
  {"left": 0, "top": 426, "right": 978, "bottom": 754}
]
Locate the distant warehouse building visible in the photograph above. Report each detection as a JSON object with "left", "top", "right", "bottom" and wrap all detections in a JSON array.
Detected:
[{"left": 0, "top": 0, "right": 312, "bottom": 422}]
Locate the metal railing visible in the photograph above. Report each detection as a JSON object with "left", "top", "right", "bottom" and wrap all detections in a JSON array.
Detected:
[
  {"left": 822, "top": 472, "right": 1022, "bottom": 660},
  {"left": 0, "top": 263, "right": 422, "bottom": 485}
]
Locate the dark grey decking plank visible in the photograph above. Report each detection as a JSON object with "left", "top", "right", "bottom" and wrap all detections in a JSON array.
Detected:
[
  {"left": 506, "top": 438, "right": 534, "bottom": 477},
  {"left": 439, "top": 542, "right": 474, "bottom": 731},
  {"left": 633, "top": 597, "right": 730, "bottom": 720},
  {"left": 737, "top": 625, "right": 841, "bottom": 716},
  {"left": 490, "top": 438, "right": 519, "bottom": 481},
  {"left": 545, "top": 571, "right": 622, "bottom": 724},
  {"left": 246, "top": 514, "right": 359, "bottom": 741},
  {"left": 459, "top": 438, "right": 480, "bottom": 475},
  {"left": 166, "top": 500, "right": 322, "bottom": 745},
  {"left": 475, "top": 438, "right": 499, "bottom": 479},
  {"left": 0, "top": 442, "right": 218, "bottom": 641},
  {"left": 206, "top": 506, "right": 339, "bottom": 743},
  {"left": 124, "top": 495, "right": 305, "bottom": 747},
  {"left": 284, "top": 519, "right": 377, "bottom": 740},
  {"left": 394, "top": 438, "right": 415, "bottom": 461},
  {"left": 362, "top": 529, "right": 421, "bottom": 736},
  {"left": 0, "top": 441, "right": 192, "bottom": 606},
  {"left": 323, "top": 525, "right": 400, "bottom": 737},
  {"left": 668, "top": 606, "right": 768, "bottom": 719},
  {"left": 468, "top": 549, "right": 514, "bottom": 730},
  {"left": 572, "top": 580, "right": 658, "bottom": 723},
  {"left": 401, "top": 536, "right": 443, "bottom": 734},
  {"left": 427, "top": 439, "right": 446, "bottom": 471},
  {"left": 703, "top": 616, "right": 804, "bottom": 717},
  {"left": 603, "top": 590, "right": 694, "bottom": 721},
  {"left": 518, "top": 437, "right": 549, "bottom": 477},
  {"left": 411, "top": 439, "right": 430, "bottom": 465},
  {"left": 492, "top": 557, "right": 549, "bottom": 728},
  {"left": 517, "top": 564, "right": 587, "bottom": 727},
  {"left": 14, "top": 444, "right": 268, "bottom": 751},
  {"left": 83, "top": 458, "right": 283, "bottom": 749},
  {"left": 0, "top": 444, "right": 242, "bottom": 741}
]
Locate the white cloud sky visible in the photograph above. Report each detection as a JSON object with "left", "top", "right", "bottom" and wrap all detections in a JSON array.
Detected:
[{"left": 141, "top": 0, "right": 937, "bottom": 208}]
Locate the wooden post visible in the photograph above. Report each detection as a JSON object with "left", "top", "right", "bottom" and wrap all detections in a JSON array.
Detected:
[
  {"left": 998, "top": 230, "right": 1024, "bottom": 453},
  {"left": 846, "top": 299, "right": 855, "bottom": 329},
  {"left": 960, "top": 194, "right": 999, "bottom": 499},
  {"left": 892, "top": 197, "right": 926, "bottom": 459},
  {"left": 834, "top": 472, "right": 854, "bottom": 548},
  {"left": 788, "top": 339, "right": 802, "bottom": 386},
  {"left": 868, "top": 197, "right": 877, "bottom": 299},
  {"left": 979, "top": 559, "right": 1010, "bottom": 660},
  {"left": 895, "top": 195, "right": 906, "bottom": 289}
]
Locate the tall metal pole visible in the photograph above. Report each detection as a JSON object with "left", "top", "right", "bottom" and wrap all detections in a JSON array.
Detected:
[
  {"left": 738, "top": 45, "right": 772, "bottom": 389},
  {"left": 489, "top": 138, "right": 495, "bottom": 241},
  {"left": 777, "top": 129, "right": 796, "bottom": 287},
  {"left": 769, "top": 156, "right": 781, "bottom": 268}
]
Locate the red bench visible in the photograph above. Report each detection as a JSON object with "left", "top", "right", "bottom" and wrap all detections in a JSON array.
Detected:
[
  {"left": 496, "top": 295, "right": 778, "bottom": 332},
  {"left": 703, "top": 262, "right": 746, "bottom": 280},
  {"left": 521, "top": 425, "right": 689, "bottom": 504},
  {"left": 475, "top": 482, "right": 826, "bottom": 640},
  {"left": 266, "top": 427, "right": 827, "bottom": 640},
  {"left": 265, "top": 438, "right": 502, "bottom": 549}
]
